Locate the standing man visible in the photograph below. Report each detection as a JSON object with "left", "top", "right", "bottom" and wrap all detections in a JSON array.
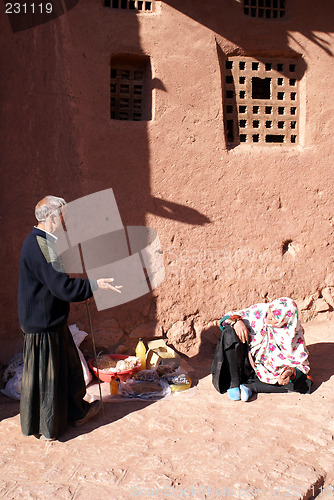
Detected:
[{"left": 18, "top": 195, "right": 122, "bottom": 441}]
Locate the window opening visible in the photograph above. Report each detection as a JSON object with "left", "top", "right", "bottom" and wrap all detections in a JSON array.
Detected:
[
  {"left": 110, "top": 55, "right": 151, "bottom": 121},
  {"left": 223, "top": 56, "right": 300, "bottom": 146},
  {"left": 266, "top": 135, "right": 285, "bottom": 143},
  {"left": 227, "top": 120, "right": 234, "bottom": 142},
  {"left": 252, "top": 77, "right": 271, "bottom": 99},
  {"left": 243, "top": 0, "right": 286, "bottom": 19},
  {"left": 105, "top": 0, "right": 154, "bottom": 11}
]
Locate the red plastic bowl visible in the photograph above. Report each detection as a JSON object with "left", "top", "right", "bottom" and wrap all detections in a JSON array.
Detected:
[{"left": 87, "top": 354, "right": 141, "bottom": 383}]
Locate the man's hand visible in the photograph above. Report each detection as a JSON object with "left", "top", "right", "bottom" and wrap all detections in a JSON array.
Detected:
[
  {"left": 233, "top": 320, "right": 249, "bottom": 343},
  {"left": 278, "top": 367, "right": 293, "bottom": 385},
  {"left": 97, "top": 278, "right": 122, "bottom": 294}
]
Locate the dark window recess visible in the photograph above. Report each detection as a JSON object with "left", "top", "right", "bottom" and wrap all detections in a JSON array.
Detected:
[
  {"left": 110, "top": 56, "right": 151, "bottom": 121},
  {"left": 227, "top": 120, "right": 234, "bottom": 141},
  {"left": 105, "top": 0, "right": 153, "bottom": 10},
  {"left": 243, "top": 0, "right": 286, "bottom": 18},
  {"left": 265, "top": 134, "right": 285, "bottom": 143},
  {"left": 222, "top": 56, "right": 299, "bottom": 147},
  {"left": 252, "top": 77, "right": 271, "bottom": 99}
]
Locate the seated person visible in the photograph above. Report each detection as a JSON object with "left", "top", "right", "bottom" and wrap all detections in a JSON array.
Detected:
[{"left": 211, "top": 297, "right": 312, "bottom": 401}]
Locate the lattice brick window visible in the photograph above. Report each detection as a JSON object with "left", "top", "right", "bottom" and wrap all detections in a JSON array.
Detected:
[
  {"left": 104, "top": 0, "right": 154, "bottom": 12},
  {"left": 243, "top": 0, "right": 286, "bottom": 19},
  {"left": 224, "top": 56, "right": 299, "bottom": 146},
  {"left": 110, "top": 55, "right": 151, "bottom": 121}
]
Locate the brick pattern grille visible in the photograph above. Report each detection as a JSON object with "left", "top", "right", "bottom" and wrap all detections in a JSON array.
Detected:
[
  {"left": 243, "top": 0, "right": 285, "bottom": 19},
  {"left": 110, "top": 68, "right": 144, "bottom": 120},
  {"left": 224, "top": 57, "right": 299, "bottom": 146},
  {"left": 104, "top": 0, "right": 154, "bottom": 11}
]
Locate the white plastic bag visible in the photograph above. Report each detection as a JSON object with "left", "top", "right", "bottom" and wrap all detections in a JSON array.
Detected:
[
  {"left": 119, "top": 378, "right": 171, "bottom": 399},
  {"left": 69, "top": 324, "right": 92, "bottom": 386},
  {"left": 1, "top": 355, "right": 23, "bottom": 400}
]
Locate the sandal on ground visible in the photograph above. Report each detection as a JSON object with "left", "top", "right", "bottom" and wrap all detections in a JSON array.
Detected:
[
  {"left": 227, "top": 387, "right": 241, "bottom": 401},
  {"left": 240, "top": 384, "right": 252, "bottom": 402}
]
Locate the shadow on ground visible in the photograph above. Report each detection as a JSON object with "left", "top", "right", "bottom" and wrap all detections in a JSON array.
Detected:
[
  {"left": 0, "top": 394, "right": 20, "bottom": 422},
  {"left": 1, "top": 335, "right": 333, "bottom": 440},
  {"left": 306, "top": 342, "right": 334, "bottom": 391}
]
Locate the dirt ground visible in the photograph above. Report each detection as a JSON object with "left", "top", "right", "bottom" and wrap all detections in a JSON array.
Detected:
[{"left": 0, "top": 320, "right": 333, "bottom": 500}]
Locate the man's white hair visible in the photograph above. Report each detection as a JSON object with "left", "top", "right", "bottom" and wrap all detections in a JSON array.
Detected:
[{"left": 35, "top": 195, "right": 66, "bottom": 222}]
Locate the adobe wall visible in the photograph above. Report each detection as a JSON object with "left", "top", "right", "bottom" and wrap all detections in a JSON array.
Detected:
[{"left": 0, "top": 0, "right": 333, "bottom": 363}]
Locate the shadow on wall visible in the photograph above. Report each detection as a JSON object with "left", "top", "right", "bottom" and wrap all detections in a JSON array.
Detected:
[
  {"left": 162, "top": 0, "right": 334, "bottom": 57},
  {"left": 0, "top": 0, "right": 213, "bottom": 361}
]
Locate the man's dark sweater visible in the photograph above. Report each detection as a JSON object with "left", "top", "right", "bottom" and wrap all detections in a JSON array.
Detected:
[{"left": 18, "top": 227, "right": 94, "bottom": 333}]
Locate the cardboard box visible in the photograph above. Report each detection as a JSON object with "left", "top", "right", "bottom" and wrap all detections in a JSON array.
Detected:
[{"left": 146, "top": 339, "right": 181, "bottom": 369}]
